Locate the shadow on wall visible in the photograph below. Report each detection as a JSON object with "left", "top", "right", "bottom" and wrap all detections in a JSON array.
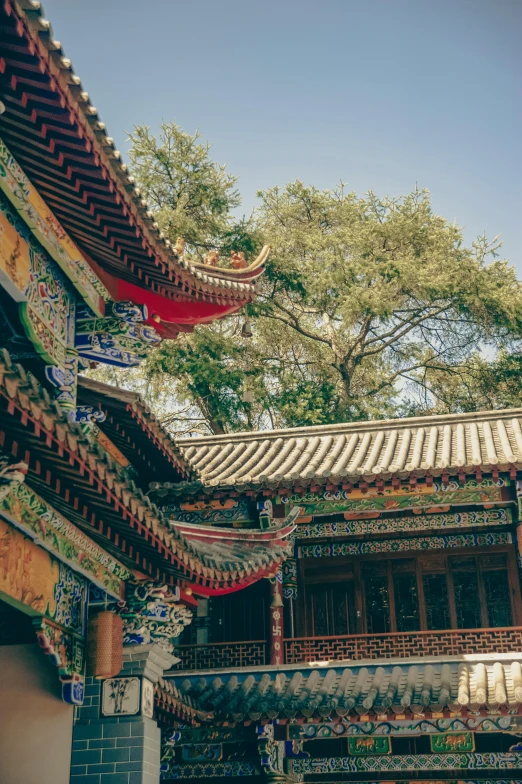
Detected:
[{"left": 0, "top": 643, "right": 73, "bottom": 784}]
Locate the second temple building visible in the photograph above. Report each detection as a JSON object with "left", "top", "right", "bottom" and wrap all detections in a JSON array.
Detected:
[{"left": 1, "top": 3, "right": 522, "bottom": 784}]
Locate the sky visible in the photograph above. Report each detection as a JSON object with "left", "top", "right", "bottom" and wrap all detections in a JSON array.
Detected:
[{"left": 43, "top": 0, "right": 521, "bottom": 267}]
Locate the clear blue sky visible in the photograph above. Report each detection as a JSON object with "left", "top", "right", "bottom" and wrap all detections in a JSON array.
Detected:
[{"left": 44, "top": 0, "right": 521, "bottom": 267}]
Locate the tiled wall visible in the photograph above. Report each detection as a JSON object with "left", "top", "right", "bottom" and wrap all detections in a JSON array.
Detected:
[{"left": 70, "top": 678, "right": 161, "bottom": 784}]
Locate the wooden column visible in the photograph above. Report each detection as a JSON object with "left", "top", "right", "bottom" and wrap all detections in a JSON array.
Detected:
[
  {"left": 269, "top": 568, "right": 284, "bottom": 665},
  {"left": 282, "top": 558, "right": 297, "bottom": 639}
]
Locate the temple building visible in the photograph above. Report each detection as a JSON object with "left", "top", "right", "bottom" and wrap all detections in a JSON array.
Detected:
[
  {"left": 1, "top": 3, "right": 522, "bottom": 784},
  {"left": 150, "top": 412, "right": 522, "bottom": 783}
]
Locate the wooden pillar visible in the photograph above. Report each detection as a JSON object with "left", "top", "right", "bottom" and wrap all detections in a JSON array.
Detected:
[
  {"left": 269, "top": 568, "right": 284, "bottom": 665},
  {"left": 282, "top": 558, "right": 297, "bottom": 639}
]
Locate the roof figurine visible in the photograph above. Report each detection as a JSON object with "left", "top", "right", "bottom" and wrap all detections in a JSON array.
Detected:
[
  {"left": 231, "top": 250, "right": 247, "bottom": 269},
  {"left": 204, "top": 250, "right": 220, "bottom": 267}
]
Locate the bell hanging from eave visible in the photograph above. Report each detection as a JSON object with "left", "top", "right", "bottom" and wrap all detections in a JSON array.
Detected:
[
  {"left": 241, "top": 319, "right": 253, "bottom": 338},
  {"left": 242, "top": 378, "right": 253, "bottom": 404}
]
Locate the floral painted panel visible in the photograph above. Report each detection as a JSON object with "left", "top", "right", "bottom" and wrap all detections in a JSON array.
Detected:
[
  {"left": 282, "top": 477, "right": 507, "bottom": 518},
  {"left": 291, "top": 752, "right": 522, "bottom": 772},
  {"left": 297, "top": 507, "right": 511, "bottom": 539},
  {"left": 0, "top": 518, "right": 86, "bottom": 635},
  {"left": 298, "top": 532, "right": 512, "bottom": 559}
]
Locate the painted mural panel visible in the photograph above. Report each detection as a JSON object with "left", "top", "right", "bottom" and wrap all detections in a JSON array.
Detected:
[
  {"left": 0, "top": 482, "right": 128, "bottom": 597},
  {"left": 0, "top": 204, "right": 30, "bottom": 291},
  {"left": 164, "top": 497, "right": 254, "bottom": 526},
  {"left": 0, "top": 190, "right": 75, "bottom": 368},
  {"left": 0, "top": 137, "right": 109, "bottom": 313},
  {"left": 298, "top": 531, "right": 512, "bottom": 558},
  {"left": 282, "top": 477, "right": 508, "bottom": 519},
  {"left": 0, "top": 518, "right": 86, "bottom": 635}
]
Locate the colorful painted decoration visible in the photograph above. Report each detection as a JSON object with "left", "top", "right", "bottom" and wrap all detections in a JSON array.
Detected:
[
  {"left": 75, "top": 306, "right": 161, "bottom": 368},
  {"left": 34, "top": 618, "right": 85, "bottom": 704},
  {"left": 121, "top": 580, "right": 193, "bottom": 654},
  {"left": 68, "top": 405, "right": 107, "bottom": 425},
  {"left": 290, "top": 752, "right": 522, "bottom": 773},
  {"left": 282, "top": 557, "right": 298, "bottom": 600},
  {"left": 257, "top": 498, "right": 274, "bottom": 529},
  {"left": 162, "top": 761, "right": 257, "bottom": 779},
  {"left": 296, "top": 507, "right": 512, "bottom": 539},
  {"left": 0, "top": 518, "right": 87, "bottom": 634},
  {"left": 288, "top": 715, "right": 515, "bottom": 739},
  {"left": 163, "top": 497, "right": 254, "bottom": 527},
  {"left": 0, "top": 451, "right": 27, "bottom": 503},
  {"left": 0, "top": 190, "right": 79, "bottom": 407},
  {"left": 0, "top": 138, "right": 109, "bottom": 314},
  {"left": 347, "top": 735, "right": 390, "bottom": 755},
  {"left": 298, "top": 532, "right": 512, "bottom": 559},
  {"left": 44, "top": 353, "right": 78, "bottom": 409},
  {"left": 181, "top": 745, "right": 222, "bottom": 762},
  {"left": 0, "top": 194, "right": 75, "bottom": 356},
  {"left": 0, "top": 482, "right": 129, "bottom": 596},
  {"left": 430, "top": 732, "right": 474, "bottom": 753},
  {"left": 171, "top": 727, "right": 251, "bottom": 745},
  {"left": 281, "top": 477, "right": 506, "bottom": 518}
]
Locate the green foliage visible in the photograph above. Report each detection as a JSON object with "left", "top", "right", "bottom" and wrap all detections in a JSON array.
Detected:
[
  {"left": 250, "top": 181, "right": 522, "bottom": 425},
  {"left": 89, "top": 122, "right": 522, "bottom": 435},
  {"left": 127, "top": 122, "right": 260, "bottom": 259},
  {"left": 403, "top": 351, "right": 522, "bottom": 414}
]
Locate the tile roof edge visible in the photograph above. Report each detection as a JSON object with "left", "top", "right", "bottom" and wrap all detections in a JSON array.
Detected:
[
  {"left": 176, "top": 406, "right": 522, "bottom": 446},
  {"left": 78, "top": 376, "right": 193, "bottom": 479},
  {"left": 165, "top": 650, "right": 522, "bottom": 678}
]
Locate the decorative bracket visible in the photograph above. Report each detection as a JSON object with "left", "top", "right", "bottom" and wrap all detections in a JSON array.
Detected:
[
  {"left": 121, "top": 580, "right": 193, "bottom": 654},
  {"left": 34, "top": 619, "right": 85, "bottom": 705}
]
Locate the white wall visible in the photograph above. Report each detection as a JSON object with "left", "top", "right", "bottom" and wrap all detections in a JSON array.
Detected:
[{"left": 0, "top": 644, "right": 73, "bottom": 784}]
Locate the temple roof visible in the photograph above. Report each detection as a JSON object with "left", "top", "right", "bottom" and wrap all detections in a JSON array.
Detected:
[
  {"left": 0, "top": 1, "right": 265, "bottom": 335},
  {"left": 77, "top": 377, "right": 192, "bottom": 487},
  {"left": 150, "top": 407, "right": 522, "bottom": 495},
  {"left": 0, "top": 349, "right": 293, "bottom": 595},
  {"left": 157, "top": 653, "right": 522, "bottom": 723}
]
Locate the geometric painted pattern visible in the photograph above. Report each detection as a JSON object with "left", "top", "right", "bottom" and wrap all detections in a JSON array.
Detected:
[
  {"left": 290, "top": 752, "right": 522, "bottom": 772},
  {"left": 165, "top": 761, "right": 257, "bottom": 779}
]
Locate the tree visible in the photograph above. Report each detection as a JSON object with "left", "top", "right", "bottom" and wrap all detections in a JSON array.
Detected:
[
  {"left": 90, "top": 123, "right": 522, "bottom": 435},
  {"left": 248, "top": 182, "right": 522, "bottom": 423},
  {"left": 126, "top": 121, "right": 260, "bottom": 259},
  {"left": 402, "top": 351, "right": 522, "bottom": 415}
]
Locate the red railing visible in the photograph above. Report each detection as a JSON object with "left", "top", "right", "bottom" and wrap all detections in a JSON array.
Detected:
[
  {"left": 173, "top": 640, "right": 267, "bottom": 670},
  {"left": 284, "top": 626, "right": 522, "bottom": 664},
  {"left": 173, "top": 627, "right": 522, "bottom": 671}
]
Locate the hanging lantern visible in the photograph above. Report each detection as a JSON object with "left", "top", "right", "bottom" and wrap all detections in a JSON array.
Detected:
[
  {"left": 242, "top": 377, "right": 253, "bottom": 404},
  {"left": 86, "top": 611, "right": 123, "bottom": 679},
  {"left": 241, "top": 319, "right": 253, "bottom": 338}
]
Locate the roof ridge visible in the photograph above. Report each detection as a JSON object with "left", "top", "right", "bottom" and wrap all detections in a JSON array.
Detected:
[{"left": 177, "top": 405, "right": 522, "bottom": 446}]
